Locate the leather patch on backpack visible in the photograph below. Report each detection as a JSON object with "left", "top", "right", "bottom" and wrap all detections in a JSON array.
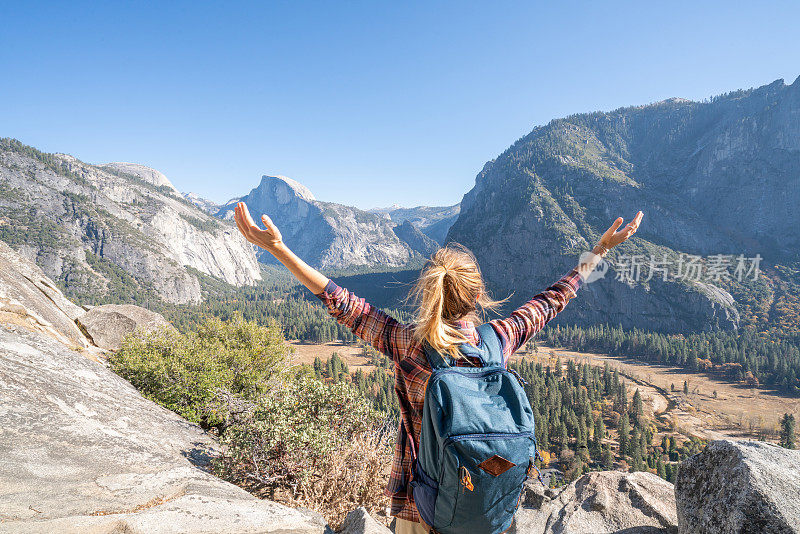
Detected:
[{"left": 477, "top": 454, "right": 516, "bottom": 476}]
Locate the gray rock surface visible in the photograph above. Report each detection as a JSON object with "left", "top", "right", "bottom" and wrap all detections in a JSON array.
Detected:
[
  {"left": 512, "top": 471, "right": 678, "bottom": 534},
  {"left": 0, "top": 240, "right": 88, "bottom": 348},
  {"left": 0, "top": 141, "right": 261, "bottom": 304},
  {"left": 0, "top": 325, "right": 327, "bottom": 533},
  {"left": 338, "top": 507, "right": 391, "bottom": 534},
  {"left": 217, "top": 175, "right": 421, "bottom": 269},
  {"left": 101, "top": 161, "right": 182, "bottom": 196},
  {"left": 76, "top": 303, "right": 176, "bottom": 351},
  {"left": 675, "top": 439, "right": 800, "bottom": 534}
]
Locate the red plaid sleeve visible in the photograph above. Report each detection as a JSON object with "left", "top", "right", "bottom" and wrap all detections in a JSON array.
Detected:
[
  {"left": 316, "top": 279, "right": 415, "bottom": 361},
  {"left": 489, "top": 267, "right": 584, "bottom": 364}
]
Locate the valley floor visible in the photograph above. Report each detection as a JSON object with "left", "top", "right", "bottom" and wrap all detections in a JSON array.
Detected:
[{"left": 288, "top": 340, "right": 800, "bottom": 444}]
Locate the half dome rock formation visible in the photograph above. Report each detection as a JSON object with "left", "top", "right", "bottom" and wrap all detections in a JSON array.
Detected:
[
  {"left": 675, "top": 440, "right": 800, "bottom": 534},
  {"left": 512, "top": 470, "right": 678, "bottom": 533},
  {"left": 218, "top": 175, "right": 421, "bottom": 269},
  {"left": 0, "top": 138, "right": 261, "bottom": 304}
]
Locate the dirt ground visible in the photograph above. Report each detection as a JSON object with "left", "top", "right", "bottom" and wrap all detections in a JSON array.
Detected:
[
  {"left": 510, "top": 345, "right": 800, "bottom": 442},
  {"left": 288, "top": 341, "right": 376, "bottom": 372},
  {"left": 288, "top": 339, "right": 800, "bottom": 443}
]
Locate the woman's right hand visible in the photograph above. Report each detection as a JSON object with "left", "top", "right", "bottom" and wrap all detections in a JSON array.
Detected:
[
  {"left": 234, "top": 202, "right": 284, "bottom": 252},
  {"left": 599, "top": 211, "right": 643, "bottom": 249}
]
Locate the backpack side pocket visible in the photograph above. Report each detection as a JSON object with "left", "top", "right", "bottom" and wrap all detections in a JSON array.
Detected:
[{"left": 410, "top": 459, "right": 438, "bottom": 526}]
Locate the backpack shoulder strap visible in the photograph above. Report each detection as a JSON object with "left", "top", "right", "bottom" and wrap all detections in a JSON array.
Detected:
[
  {"left": 421, "top": 341, "right": 455, "bottom": 370},
  {"left": 474, "top": 322, "right": 504, "bottom": 368}
]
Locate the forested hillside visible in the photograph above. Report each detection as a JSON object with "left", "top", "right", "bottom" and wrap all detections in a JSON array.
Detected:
[{"left": 448, "top": 77, "right": 800, "bottom": 335}]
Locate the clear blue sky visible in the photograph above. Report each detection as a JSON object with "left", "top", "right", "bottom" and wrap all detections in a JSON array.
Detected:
[{"left": 2, "top": 2, "right": 798, "bottom": 209}]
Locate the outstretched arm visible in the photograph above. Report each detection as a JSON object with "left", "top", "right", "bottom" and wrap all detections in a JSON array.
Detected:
[
  {"left": 490, "top": 211, "right": 643, "bottom": 363},
  {"left": 233, "top": 202, "right": 329, "bottom": 294},
  {"left": 233, "top": 202, "right": 413, "bottom": 359}
]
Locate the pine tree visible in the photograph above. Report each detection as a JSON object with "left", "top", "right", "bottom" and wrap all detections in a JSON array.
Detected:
[
  {"left": 632, "top": 388, "right": 643, "bottom": 426},
  {"left": 656, "top": 455, "right": 666, "bottom": 479},
  {"left": 619, "top": 411, "right": 630, "bottom": 458},
  {"left": 591, "top": 416, "right": 605, "bottom": 460},
  {"left": 780, "top": 413, "right": 796, "bottom": 449},
  {"left": 602, "top": 445, "right": 614, "bottom": 468},
  {"left": 559, "top": 422, "right": 569, "bottom": 450}
]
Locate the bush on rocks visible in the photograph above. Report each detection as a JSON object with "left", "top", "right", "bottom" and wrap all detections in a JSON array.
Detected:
[{"left": 110, "top": 314, "right": 392, "bottom": 528}]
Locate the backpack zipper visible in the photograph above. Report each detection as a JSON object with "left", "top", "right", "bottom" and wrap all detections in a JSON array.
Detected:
[
  {"left": 432, "top": 368, "right": 504, "bottom": 379},
  {"left": 442, "top": 431, "right": 534, "bottom": 449},
  {"left": 432, "top": 367, "right": 527, "bottom": 388}
]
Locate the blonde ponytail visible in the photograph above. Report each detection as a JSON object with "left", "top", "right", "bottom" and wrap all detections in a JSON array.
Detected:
[{"left": 409, "top": 243, "right": 505, "bottom": 361}]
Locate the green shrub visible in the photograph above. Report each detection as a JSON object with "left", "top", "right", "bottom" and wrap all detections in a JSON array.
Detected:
[
  {"left": 110, "top": 314, "right": 392, "bottom": 526},
  {"left": 110, "top": 313, "right": 289, "bottom": 429},
  {"left": 214, "top": 375, "right": 382, "bottom": 486}
]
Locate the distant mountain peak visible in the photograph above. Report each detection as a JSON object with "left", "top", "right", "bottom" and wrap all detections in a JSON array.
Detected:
[
  {"left": 183, "top": 192, "right": 221, "bottom": 214},
  {"left": 369, "top": 203, "right": 404, "bottom": 213},
  {"left": 102, "top": 162, "right": 181, "bottom": 195},
  {"left": 259, "top": 175, "right": 316, "bottom": 202}
]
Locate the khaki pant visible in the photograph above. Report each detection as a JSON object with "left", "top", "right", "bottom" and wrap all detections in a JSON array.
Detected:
[{"left": 394, "top": 518, "right": 430, "bottom": 534}]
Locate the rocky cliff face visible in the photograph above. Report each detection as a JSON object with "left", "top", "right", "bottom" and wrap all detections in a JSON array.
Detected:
[
  {"left": 392, "top": 220, "right": 440, "bottom": 257},
  {"left": 218, "top": 175, "right": 423, "bottom": 269},
  {"left": 101, "top": 161, "right": 182, "bottom": 196},
  {"left": 449, "top": 77, "right": 800, "bottom": 333},
  {"left": 0, "top": 138, "right": 261, "bottom": 304}
]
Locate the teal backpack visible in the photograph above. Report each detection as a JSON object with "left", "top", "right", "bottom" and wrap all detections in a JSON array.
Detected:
[{"left": 408, "top": 323, "right": 542, "bottom": 534}]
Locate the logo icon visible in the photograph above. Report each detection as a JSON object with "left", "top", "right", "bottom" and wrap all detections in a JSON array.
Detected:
[{"left": 579, "top": 251, "right": 608, "bottom": 284}]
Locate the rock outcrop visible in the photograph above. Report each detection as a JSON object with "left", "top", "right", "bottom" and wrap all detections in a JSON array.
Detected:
[
  {"left": 0, "top": 325, "right": 329, "bottom": 533},
  {"left": 449, "top": 77, "right": 800, "bottom": 333},
  {"left": 513, "top": 470, "right": 678, "bottom": 533},
  {"left": 0, "top": 138, "right": 261, "bottom": 304},
  {"left": 0, "top": 240, "right": 89, "bottom": 349},
  {"left": 675, "top": 439, "right": 800, "bottom": 534},
  {"left": 76, "top": 304, "right": 176, "bottom": 351},
  {"left": 218, "top": 175, "right": 421, "bottom": 269},
  {"left": 0, "top": 240, "right": 174, "bottom": 355},
  {"left": 339, "top": 507, "right": 391, "bottom": 534}
]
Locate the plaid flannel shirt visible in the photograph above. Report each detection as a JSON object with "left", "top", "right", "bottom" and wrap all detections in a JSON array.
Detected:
[{"left": 315, "top": 267, "right": 584, "bottom": 522}]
